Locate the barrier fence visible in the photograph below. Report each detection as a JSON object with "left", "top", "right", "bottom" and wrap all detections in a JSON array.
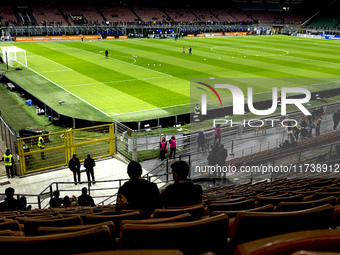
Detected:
[{"left": 17, "top": 124, "right": 114, "bottom": 175}]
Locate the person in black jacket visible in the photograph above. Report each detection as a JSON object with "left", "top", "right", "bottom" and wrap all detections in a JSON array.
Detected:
[
  {"left": 157, "top": 160, "right": 203, "bottom": 208},
  {"left": 333, "top": 110, "right": 340, "bottom": 130},
  {"left": 84, "top": 154, "right": 96, "bottom": 185},
  {"left": 116, "top": 161, "right": 159, "bottom": 213},
  {"left": 69, "top": 154, "right": 81, "bottom": 185}
]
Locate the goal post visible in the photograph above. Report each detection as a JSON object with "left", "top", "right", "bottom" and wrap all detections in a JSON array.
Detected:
[{"left": 1, "top": 46, "right": 27, "bottom": 68}]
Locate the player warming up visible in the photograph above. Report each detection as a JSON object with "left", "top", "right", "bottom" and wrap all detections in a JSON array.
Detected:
[{"left": 182, "top": 46, "right": 185, "bottom": 54}]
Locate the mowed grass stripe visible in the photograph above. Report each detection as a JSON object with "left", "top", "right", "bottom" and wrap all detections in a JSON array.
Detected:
[
  {"left": 21, "top": 43, "right": 190, "bottom": 114},
  {"left": 238, "top": 36, "right": 340, "bottom": 64},
  {"left": 113, "top": 39, "right": 301, "bottom": 79},
  {"left": 129, "top": 38, "right": 334, "bottom": 79},
  {"left": 188, "top": 36, "right": 340, "bottom": 77}
]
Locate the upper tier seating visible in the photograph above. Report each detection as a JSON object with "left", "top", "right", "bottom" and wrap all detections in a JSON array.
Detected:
[{"left": 31, "top": 5, "right": 66, "bottom": 26}]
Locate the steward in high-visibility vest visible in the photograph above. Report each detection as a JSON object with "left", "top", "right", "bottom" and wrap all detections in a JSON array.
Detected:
[
  {"left": 194, "top": 104, "right": 201, "bottom": 115},
  {"left": 1, "top": 149, "right": 14, "bottom": 178},
  {"left": 38, "top": 136, "right": 45, "bottom": 159},
  {"left": 38, "top": 136, "right": 45, "bottom": 149}
]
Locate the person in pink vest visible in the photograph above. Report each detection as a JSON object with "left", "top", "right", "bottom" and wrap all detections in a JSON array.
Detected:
[
  {"left": 214, "top": 124, "right": 221, "bottom": 145},
  {"left": 169, "top": 135, "right": 176, "bottom": 159},
  {"left": 159, "top": 137, "right": 167, "bottom": 160}
]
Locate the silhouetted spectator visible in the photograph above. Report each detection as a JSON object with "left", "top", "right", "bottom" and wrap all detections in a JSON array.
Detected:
[
  {"left": 62, "top": 195, "right": 77, "bottom": 208},
  {"left": 208, "top": 146, "right": 221, "bottom": 166},
  {"left": 49, "top": 190, "right": 63, "bottom": 207},
  {"left": 78, "top": 187, "right": 95, "bottom": 207},
  {"left": 157, "top": 161, "right": 203, "bottom": 207},
  {"left": 116, "top": 161, "right": 159, "bottom": 213},
  {"left": 0, "top": 187, "right": 30, "bottom": 211},
  {"left": 218, "top": 144, "right": 228, "bottom": 165}
]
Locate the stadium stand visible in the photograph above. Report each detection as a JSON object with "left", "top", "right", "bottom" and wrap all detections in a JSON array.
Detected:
[
  {"left": 31, "top": 5, "right": 66, "bottom": 26},
  {"left": 0, "top": 6, "right": 17, "bottom": 26},
  {"left": 189, "top": 8, "right": 220, "bottom": 23},
  {"left": 59, "top": 5, "right": 105, "bottom": 25},
  {"left": 132, "top": 7, "right": 169, "bottom": 24},
  {"left": 164, "top": 8, "right": 199, "bottom": 24},
  {"left": 210, "top": 9, "right": 237, "bottom": 23},
  {"left": 99, "top": 6, "right": 138, "bottom": 25}
]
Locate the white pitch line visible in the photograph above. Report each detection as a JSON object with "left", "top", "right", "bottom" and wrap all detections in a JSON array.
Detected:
[
  {"left": 40, "top": 70, "right": 73, "bottom": 73},
  {"left": 26, "top": 66, "right": 111, "bottom": 116},
  {"left": 63, "top": 76, "right": 171, "bottom": 87}
]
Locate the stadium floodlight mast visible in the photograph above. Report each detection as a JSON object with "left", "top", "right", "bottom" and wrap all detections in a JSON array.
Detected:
[{"left": 0, "top": 46, "right": 27, "bottom": 70}]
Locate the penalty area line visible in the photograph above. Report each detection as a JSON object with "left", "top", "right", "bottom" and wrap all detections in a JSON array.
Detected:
[{"left": 26, "top": 66, "right": 111, "bottom": 117}]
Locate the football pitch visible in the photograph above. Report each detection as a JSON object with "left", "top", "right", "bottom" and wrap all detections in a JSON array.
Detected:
[{"left": 2, "top": 35, "right": 340, "bottom": 122}]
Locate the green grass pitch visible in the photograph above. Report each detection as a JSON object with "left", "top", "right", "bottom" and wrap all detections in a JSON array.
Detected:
[{"left": 1, "top": 35, "right": 340, "bottom": 123}]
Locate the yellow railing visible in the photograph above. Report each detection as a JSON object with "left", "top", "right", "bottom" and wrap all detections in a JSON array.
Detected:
[{"left": 17, "top": 124, "right": 115, "bottom": 175}]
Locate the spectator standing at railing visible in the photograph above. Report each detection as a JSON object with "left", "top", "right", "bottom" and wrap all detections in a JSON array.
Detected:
[
  {"left": 214, "top": 124, "right": 221, "bottom": 145},
  {"left": 314, "top": 115, "right": 322, "bottom": 136},
  {"left": 159, "top": 136, "right": 168, "bottom": 160},
  {"left": 169, "top": 135, "right": 176, "bottom": 160},
  {"left": 333, "top": 110, "right": 340, "bottom": 130}
]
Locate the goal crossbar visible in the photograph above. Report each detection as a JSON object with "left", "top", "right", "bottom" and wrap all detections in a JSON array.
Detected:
[{"left": 1, "top": 46, "right": 27, "bottom": 68}]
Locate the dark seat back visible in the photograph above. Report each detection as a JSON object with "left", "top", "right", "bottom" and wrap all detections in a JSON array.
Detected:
[
  {"left": 24, "top": 215, "right": 83, "bottom": 236},
  {"left": 120, "top": 214, "right": 229, "bottom": 254},
  {"left": 275, "top": 196, "right": 336, "bottom": 212},
  {"left": 257, "top": 194, "right": 303, "bottom": 207},
  {"left": 230, "top": 204, "right": 334, "bottom": 247},
  {"left": 0, "top": 226, "right": 113, "bottom": 255},
  {"left": 152, "top": 204, "right": 205, "bottom": 220},
  {"left": 234, "top": 229, "right": 340, "bottom": 255},
  {"left": 208, "top": 199, "right": 255, "bottom": 214}
]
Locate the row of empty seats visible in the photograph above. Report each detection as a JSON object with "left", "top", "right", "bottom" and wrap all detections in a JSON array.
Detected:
[
  {"left": 0, "top": 177, "right": 340, "bottom": 254},
  {"left": 0, "top": 5, "right": 309, "bottom": 26}
]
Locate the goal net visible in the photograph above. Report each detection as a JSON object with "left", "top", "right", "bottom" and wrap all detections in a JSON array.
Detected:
[{"left": 1, "top": 46, "right": 27, "bottom": 68}]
